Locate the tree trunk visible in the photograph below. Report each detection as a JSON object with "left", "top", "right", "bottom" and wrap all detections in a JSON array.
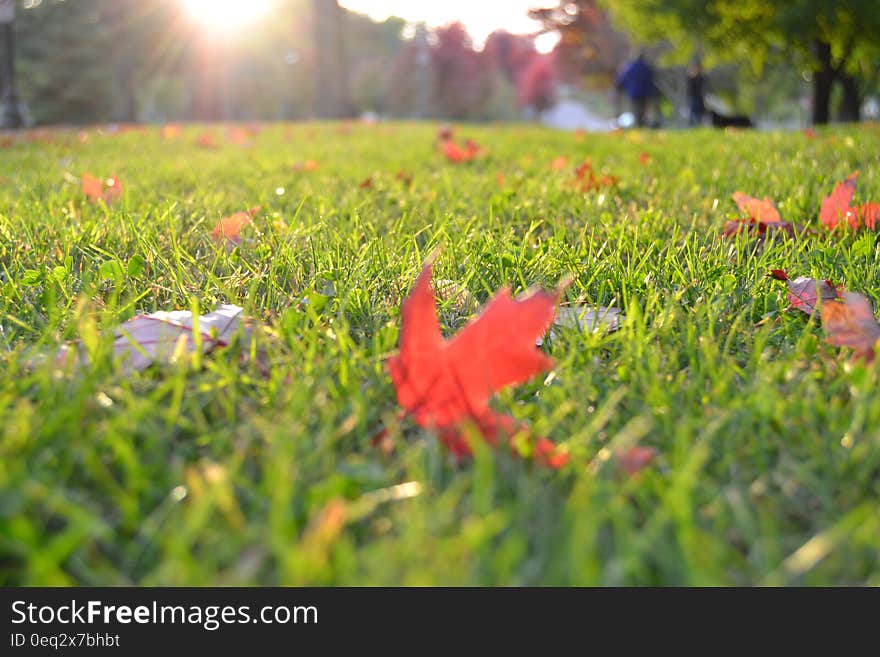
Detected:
[
  {"left": 837, "top": 72, "right": 861, "bottom": 122},
  {"left": 312, "top": 0, "right": 352, "bottom": 119},
  {"left": 811, "top": 40, "right": 833, "bottom": 126}
]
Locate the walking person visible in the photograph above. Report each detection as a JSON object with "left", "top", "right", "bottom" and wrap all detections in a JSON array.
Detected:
[
  {"left": 615, "top": 50, "right": 657, "bottom": 128},
  {"left": 686, "top": 56, "right": 706, "bottom": 126}
]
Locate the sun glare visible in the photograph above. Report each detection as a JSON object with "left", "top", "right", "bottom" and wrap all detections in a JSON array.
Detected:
[{"left": 182, "top": 0, "right": 272, "bottom": 33}]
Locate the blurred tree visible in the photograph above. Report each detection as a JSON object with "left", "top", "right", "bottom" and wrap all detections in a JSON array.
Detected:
[
  {"left": 429, "top": 22, "right": 491, "bottom": 120},
  {"left": 528, "top": 0, "right": 629, "bottom": 87},
  {"left": 604, "top": 0, "right": 880, "bottom": 124},
  {"left": 387, "top": 24, "right": 430, "bottom": 118},
  {"left": 517, "top": 55, "right": 557, "bottom": 113},
  {"left": 345, "top": 12, "right": 405, "bottom": 115},
  {"left": 312, "top": 0, "right": 352, "bottom": 118},
  {"left": 483, "top": 30, "right": 537, "bottom": 86}
]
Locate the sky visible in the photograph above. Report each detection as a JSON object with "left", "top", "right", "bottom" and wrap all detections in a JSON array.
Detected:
[{"left": 339, "top": 0, "right": 561, "bottom": 52}]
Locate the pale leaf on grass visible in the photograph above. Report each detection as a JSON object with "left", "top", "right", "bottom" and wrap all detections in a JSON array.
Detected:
[
  {"left": 42, "top": 304, "right": 248, "bottom": 372},
  {"left": 113, "top": 304, "right": 245, "bottom": 371},
  {"left": 539, "top": 305, "right": 623, "bottom": 344}
]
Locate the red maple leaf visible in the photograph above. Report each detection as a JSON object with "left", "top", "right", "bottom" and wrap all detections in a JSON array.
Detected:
[
  {"left": 820, "top": 171, "right": 860, "bottom": 230},
  {"left": 822, "top": 291, "right": 880, "bottom": 362},
  {"left": 857, "top": 202, "right": 880, "bottom": 230},
  {"left": 387, "top": 258, "right": 565, "bottom": 464}
]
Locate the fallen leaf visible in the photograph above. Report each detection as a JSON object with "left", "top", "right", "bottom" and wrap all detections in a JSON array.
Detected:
[
  {"left": 102, "top": 176, "right": 123, "bottom": 203},
  {"left": 543, "top": 305, "right": 622, "bottom": 343},
  {"left": 82, "top": 174, "right": 123, "bottom": 204},
  {"left": 617, "top": 445, "right": 656, "bottom": 475},
  {"left": 820, "top": 171, "right": 859, "bottom": 230},
  {"left": 857, "top": 202, "right": 880, "bottom": 230},
  {"left": 534, "top": 437, "right": 570, "bottom": 469},
  {"left": 768, "top": 270, "right": 841, "bottom": 315},
  {"left": 822, "top": 291, "right": 880, "bottom": 362},
  {"left": 722, "top": 191, "right": 807, "bottom": 240},
  {"left": 115, "top": 305, "right": 246, "bottom": 371},
  {"left": 732, "top": 192, "right": 783, "bottom": 224},
  {"left": 161, "top": 124, "right": 181, "bottom": 140},
  {"left": 211, "top": 206, "right": 260, "bottom": 247},
  {"left": 387, "top": 257, "right": 561, "bottom": 461},
  {"left": 572, "top": 160, "right": 618, "bottom": 192},
  {"left": 226, "top": 126, "right": 251, "bottom": 145},
  {"left": 436, "top": 125, "right": 454, "bottom": 142},
  {"left": 82, "top": 174, "right": 103, "bottom": 202},
  {"left": 46, "top": 304, "right": 248, "bottom": 372},
  {"left": 293, "top": 160, "right": 319, "bottom": 172},
  {"left": 196, "top": 132, "right": 217, "bottom": 149}
]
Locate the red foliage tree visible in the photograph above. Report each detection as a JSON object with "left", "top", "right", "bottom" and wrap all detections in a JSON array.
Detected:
[
  {"left": 483, "top": 30, "right": 538, "bottom": 85},
  {"left": 429, "top": 22, "right": 491, "bottom": 119},
  {"left": 517, "top": 55, "right": 557, "bottom": 112}
]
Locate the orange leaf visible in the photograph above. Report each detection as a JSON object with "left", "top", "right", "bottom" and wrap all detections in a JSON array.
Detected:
[
  {"left": 820, "top": 171, "right": 859, "bottom": 230},
  {"left": 226, "top": 126, "right": 250, "bottom": 145},
  {"left": 82, "top": 174, "right": 104, "bottom": 202},
  {"left": 822, "top": 291, "right": 880, "bottom": 362},
  {"left": 196, "top": 132, "right": 217, "bottom": 149},
  {"left": 161, "top": 124, "right": 181, "bottom": 140},
  {"left": 211, "top": 206, "right": 260, "bottom": 246},
  {"left": 732, "top": 192, "right": 782, "bottom": 224},
  {"left": 293, "top": 160, "right": 320, "bottom": 172},
  {"left": 82, "top": 174, "right": 122, "bottom": 204}
]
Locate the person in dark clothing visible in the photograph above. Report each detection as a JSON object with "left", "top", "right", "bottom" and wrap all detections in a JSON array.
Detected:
[
  {"left": 615, "top": 51, "right": 657, "bottom": 127},
  {"left": 686, "top": 57, "right": 706, "bottom": 126}
]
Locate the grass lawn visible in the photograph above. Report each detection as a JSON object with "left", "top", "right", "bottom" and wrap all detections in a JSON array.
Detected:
[{"left": 1, "top": 122, "right": 879, "bottom": 586}]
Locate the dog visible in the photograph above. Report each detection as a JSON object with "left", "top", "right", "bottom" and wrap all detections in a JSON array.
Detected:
[{"left": 709, "top": 109, "right": 754, "bottom": 128}]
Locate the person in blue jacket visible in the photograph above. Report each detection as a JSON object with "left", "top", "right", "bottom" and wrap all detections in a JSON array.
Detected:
[{"left": 615, "top": 50, "right": 658, "bottom": 128}]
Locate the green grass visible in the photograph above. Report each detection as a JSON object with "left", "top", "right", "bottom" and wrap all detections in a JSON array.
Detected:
[{"left": 1, "top": 122, "right": 879, "bottom": 586}]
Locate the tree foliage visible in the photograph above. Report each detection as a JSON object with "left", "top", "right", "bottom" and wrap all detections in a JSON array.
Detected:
[{"left": 603, "top": 0, "right": 880, "bottom": 123}]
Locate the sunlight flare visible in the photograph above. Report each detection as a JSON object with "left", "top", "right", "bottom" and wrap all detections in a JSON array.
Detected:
[{"left": 181, "top": 0, "right": 272, "bottom": 33}]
